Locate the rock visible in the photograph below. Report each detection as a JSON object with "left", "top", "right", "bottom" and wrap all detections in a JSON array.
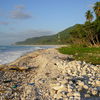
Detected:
[
  {"left": 73, "top": 92, "right": 80, "bottom": 97},
  {"left": 77, "top": 87, "right": 83, "bottom": 92},
  {"left": 54, "top": 93, "right": 63, "bottom": 99},
  {"left": 83, "top": 85, "right": 88, "bottom": 89},
  {"left": 68, "top": 81, "right": 73, "bottom": 84},
  {"left": 51, "top": 84, "right": 66, "bottom": 91},
  {"left": 77, "top": 80, "right": 84, "bottom": 87},
  {"left": 67, "top": 88, "right": 72, "bottom": 92},
  {"left": 63, "top": 98, "right": 69, "bottom": 100},
  {"left": 84, "top": 94, "right": 91, "bottom": 98},
  {"left": 92, "top": 88, "right": 98, "bottom": 95},
  {"left": 50, "top": 89, "right": 56, "bottom": 96},
  {"left": 67, "top": 92, "right": 73, "bottom": 97},
  {"left": 60, "top": 80, "right": 67, "bottom": 84},
  {"left": 95, "top": 80, "right": 100, "bottom": 86}
]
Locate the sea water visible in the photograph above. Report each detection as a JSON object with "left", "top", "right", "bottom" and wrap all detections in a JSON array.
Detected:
[{"left": 0, "top": 45, "right": 55, "bottom": 64}]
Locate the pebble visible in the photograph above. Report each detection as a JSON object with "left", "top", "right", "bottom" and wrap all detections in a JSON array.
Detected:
[{"left": 0, "top": 48, "right": 100, "bottom": 100}]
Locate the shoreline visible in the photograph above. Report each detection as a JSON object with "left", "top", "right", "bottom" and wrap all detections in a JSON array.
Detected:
[
  {"left": 0, "top": 45, "right": 67, "bottom": 65},
  {"left": 13, "top": 44, "right": 67, "bottom": 47},
  {"left": 0, "top": 48, "right": 100, "bottom": 99},
  {"left": 0, "top": 45, "right": 59, "bottom": 65}
]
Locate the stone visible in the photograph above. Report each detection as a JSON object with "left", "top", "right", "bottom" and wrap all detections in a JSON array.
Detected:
[
  {"left": 95, "top": 80, "right": 100, "bottom": 86},
  {"left": 67, "top": 93, "right": 73, "bottom": 97},
  {"left": 60, "top": 80, "right": 67, "bottom": 84},
  {"left": 77, "top": 87, "right": 82, "bottom": 92},
  {"left": 51, "top": 89, "right": 57, "bottom": 95},
  {"left": 92, "top": 88, "right": 98, "bottom": 95},
  {"left": 54, "top": 93, "right": 62, "bottom": 99},
  {"left": 51, "top": 84, "right": 66, "bottom": 91},
  {"left": 63, "top": 98, "right": 69, "bottom": 100},
  {"left": 69, "top": 81, "right": 73, "bottom": 84},
  {"left": 0, "top": 48, "right": 100, "bottom": 99},
  {"left": 77, "top": 81, "right": 84, "bottom": 87},
  {"left": 73, "top": 92, "right": 80, "bottom": 97},
  {"left": 83, "top": 85, "right": 88, "bottom": 89},
  {"left": 67, "top": 88, "right": 72, "bottom": 92},
  {"left": 84, "top": 94, "right": 90, "bottom": 98}
]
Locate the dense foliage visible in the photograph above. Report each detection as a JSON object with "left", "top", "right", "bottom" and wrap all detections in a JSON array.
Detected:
[{"left": 68, "top": 2, "right": 100, "bottom": 46}]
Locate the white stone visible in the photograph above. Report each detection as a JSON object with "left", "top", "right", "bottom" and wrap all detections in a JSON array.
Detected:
[
  {"left": 83, "top": 85, "right": 88, "bottom": 89},
  {"left": 77, "top": 81, "right": 84, "bottom": 86},
  {"left": 84, "top": 94, "right": 90, "bottom": 98},
  {"left": 67, "top": 88, "right": 72, "bottom": 92},
  {"left": 92, "top": 89, "right": 98, "bottom": 95},
  {"left": 95, "top": 80, "right": 100, "bottom": 86},
  {"left": 73, "top": 92, "right": 80, "bottom": 97},
  {"left": 67, "top": 92, "right": 73, "bottom": 97}
]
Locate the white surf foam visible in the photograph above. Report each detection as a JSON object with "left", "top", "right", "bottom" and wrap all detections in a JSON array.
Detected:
[{"left": 0, "top": 46, "right": 42, "bottom": 64}]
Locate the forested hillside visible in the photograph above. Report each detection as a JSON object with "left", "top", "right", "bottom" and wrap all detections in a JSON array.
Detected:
[{"left": 16, "top": 24, "right": 78, "bottom": 45}]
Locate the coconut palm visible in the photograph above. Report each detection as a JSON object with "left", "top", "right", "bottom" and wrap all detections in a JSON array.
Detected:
[
  {"left": 85, "top": 10, "right": 93, "bottom": 22},
  {"left": 93, "top": 2, "right": 100, "bottom": 18}
]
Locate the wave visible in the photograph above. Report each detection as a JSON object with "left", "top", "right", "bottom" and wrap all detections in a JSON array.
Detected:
[
  {"left": 0, "top": 45, "right": 55, "bottom": 64},
  {"left": 0, "top": 46, "right": 41, "bottom": 64}
]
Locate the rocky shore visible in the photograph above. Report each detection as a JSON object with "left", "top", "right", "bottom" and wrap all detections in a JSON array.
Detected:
[{"left": 0, "top": 48, "right": 100, "bottom": 100}]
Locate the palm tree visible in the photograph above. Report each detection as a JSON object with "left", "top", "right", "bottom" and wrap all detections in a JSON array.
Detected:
[
  {"left": 85, "top": 10, "right": 93, "bottom": 22},
  {"left": 93, "top": 2, "right": 100, "bottom": 18}
]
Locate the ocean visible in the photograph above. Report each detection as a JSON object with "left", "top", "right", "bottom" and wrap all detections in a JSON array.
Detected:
[{"left": 0, "top": 45, "right": 55, "bottom": 64}]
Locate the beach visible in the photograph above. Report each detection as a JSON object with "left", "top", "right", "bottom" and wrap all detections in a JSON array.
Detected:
[{"left": 0, "top": 48, "right": 100, "bottom": 100}]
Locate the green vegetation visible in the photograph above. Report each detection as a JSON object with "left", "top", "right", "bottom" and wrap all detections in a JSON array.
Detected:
[
  {"left": 16, "top": 35, "right": 59, "bottom": 45},
  {"left": 16, "top": 25, "right": 78, "bottom": 45},
  {"left": 58, "top": 45, "right": 100, "bottom": 65},
  {"left": 85, "top": 10, "right": 93, "bottom": 22},
  {"left": 68, "top": 2, "right": 100, "bottom": 47}
]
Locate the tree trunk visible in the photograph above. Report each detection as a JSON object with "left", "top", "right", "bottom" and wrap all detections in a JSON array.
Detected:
[{"left": 95, "top": 34, "right": 100, "bottom": 44}]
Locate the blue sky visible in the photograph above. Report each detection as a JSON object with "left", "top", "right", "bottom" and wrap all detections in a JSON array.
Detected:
[{"left": 0, "top": 0, "right": 98, "bottom": 45}]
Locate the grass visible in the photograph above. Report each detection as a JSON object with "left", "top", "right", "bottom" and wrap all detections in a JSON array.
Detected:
[{"left": 58, "top": 45, "right": 100, "bottom": 65}]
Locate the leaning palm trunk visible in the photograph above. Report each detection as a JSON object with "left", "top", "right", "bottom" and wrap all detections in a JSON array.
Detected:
[{"left": 95, "top": 34, "right": 100, "bottom": 44}]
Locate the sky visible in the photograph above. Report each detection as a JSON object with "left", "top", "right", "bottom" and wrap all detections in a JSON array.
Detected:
[{"left": 0, "top": 0, "right": 99, "bottom": 45}]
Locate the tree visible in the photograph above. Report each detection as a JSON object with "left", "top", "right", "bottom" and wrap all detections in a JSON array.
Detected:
[
  {"left": 85, "top": 10, "right": 93, "bottom": 22},
  {"left": 93, "top": 2, "right": 100, "bottom": 18},
  {"left": 93, "top": 2, "right": 100, "bottom": 46}
]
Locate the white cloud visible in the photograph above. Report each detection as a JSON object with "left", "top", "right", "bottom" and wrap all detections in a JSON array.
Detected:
[
  {"left": 10, "top": 5, "right": 32, "bottom": 19},
  {"left": 10, "top": 10, "right": 32, "bottom": 19}
]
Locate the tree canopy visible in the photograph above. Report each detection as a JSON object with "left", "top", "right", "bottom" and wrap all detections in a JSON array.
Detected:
[{"left": 68, "top": 1, "right": 100, "bottom": 47}]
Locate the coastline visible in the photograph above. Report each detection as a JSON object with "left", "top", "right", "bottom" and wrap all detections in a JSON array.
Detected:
[
  {"left": 14, "top": 44, "right": 67, "bottom": 48},
  {"left": 0, "top": 48, "right": 100, "bottom": 99},
  {"left": 0, "top": 45, "right": 62, "bottom": 65}
]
